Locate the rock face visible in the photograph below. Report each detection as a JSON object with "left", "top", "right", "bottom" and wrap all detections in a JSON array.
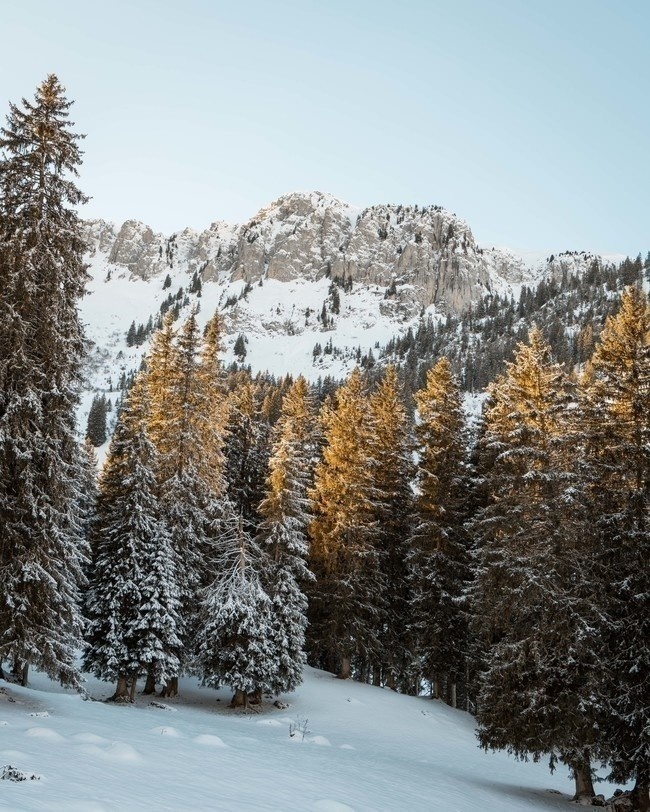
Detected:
[{"left": 82, "top": 191, "right": 541, "bottom": 315}]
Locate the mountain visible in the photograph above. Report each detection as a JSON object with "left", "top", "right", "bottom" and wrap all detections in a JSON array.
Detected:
[{"left": 78, "top": 191, "right": 632, "bottom": 429}]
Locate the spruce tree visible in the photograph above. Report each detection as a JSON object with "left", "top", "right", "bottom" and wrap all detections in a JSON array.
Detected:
[
  {"left": 144, "top": 310, "right": 211, "bottom": 696},
  {"left": 256, "top": 376, "right": 315, "bottom": 695},
  {"left": 86, "top": 394, "right": 108, "bottom": 446},
  {"left": 409, "top": 358, "right": 471, "bottom": 705},
  {"left": 582, "top": 286, "right": 650, "bottom": 808},
  {"left": 195, "top": 509, "right": 274, "bottom": 708},
  {"left": 84, "top": 378, "right": 183, "bottom": 701},
  {"left": 225, "top": 377, "right": 271, "bottom": 533},
  {"left": 308, "top": 368, "right": 382, "bottom": 679},
  {"left": 471, "top": 328, "right": 599, "bottom": 801},
  {"left": 367, "top": 365, "right": 414, "bottom": 689},
  {"left": 0, "top": 76, "right": 89, "bottom": 687}
]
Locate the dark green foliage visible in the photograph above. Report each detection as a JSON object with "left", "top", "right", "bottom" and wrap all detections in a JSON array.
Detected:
[
  {"left": 0, "top": 75, "right": 89, "bottom": 686},
  {"left": 86, "top": 394, "right": 109, "bottom": 446}
]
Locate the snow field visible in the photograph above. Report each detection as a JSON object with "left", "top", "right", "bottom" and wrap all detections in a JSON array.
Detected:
[{"left": 0, "top": 666, "right": 575, "bottom": 812}]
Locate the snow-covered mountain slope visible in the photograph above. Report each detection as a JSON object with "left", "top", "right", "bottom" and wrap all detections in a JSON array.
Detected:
[
  {"left": 0, "top": 665, "right": 580, "bottom": 812},
  {"left": 78, "top": 191, "right": 613, "bottom": 429}
]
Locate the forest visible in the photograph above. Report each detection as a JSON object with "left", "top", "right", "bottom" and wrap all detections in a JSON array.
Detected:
[{"left": 0, "top": 77, "right": 648, "bottom": 811}]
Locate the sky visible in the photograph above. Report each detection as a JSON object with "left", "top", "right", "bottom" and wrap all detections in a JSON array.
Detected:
[{"left": 1, "top": 0, "right": 648, "bottom": 256}]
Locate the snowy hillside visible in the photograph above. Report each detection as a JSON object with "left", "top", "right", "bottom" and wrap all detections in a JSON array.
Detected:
[{"left": 0, "top": 666, "right": 580, "bottom": 812}]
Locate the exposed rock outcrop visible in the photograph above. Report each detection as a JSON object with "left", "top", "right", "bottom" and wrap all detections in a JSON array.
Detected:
[{"left": 81, "top": 191, "right": 593, "bottom": 315}]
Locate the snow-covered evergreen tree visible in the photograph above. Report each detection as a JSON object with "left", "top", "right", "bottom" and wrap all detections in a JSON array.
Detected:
[
  {"left": 471, "top": 327, "right": 599, "bottom": 801},
  {"left": 86, "top": 394, "right": 108, "bottom": 447},
  {"left": 409, "top": 358, "right": 471, "bottom": 705},
  {"left": 0, "top": 76, "right": 89, "bottom": 687},
  {"left": 308, "top": 368, "right": 382, "bottom": 679},
  {"left": 195, "top": 507, "right": 274, "bottom": 708},
  {"left": 143, "top": 310, "right": 211, "bottom": 696},
  {"left": 367, "top": 365, "right": 415, "bottom": 689},
  {"left": 256, "top": 376, "right": 315, "bottom": 695},
  {"left": 84, "top": 379, "right": 183, "bottom": 701},
  {"left": 224, "top": 377, "right": 271, "bottom": 534},
  {"left": 582, "top": 286, "right": 650, "bottom": 808}
]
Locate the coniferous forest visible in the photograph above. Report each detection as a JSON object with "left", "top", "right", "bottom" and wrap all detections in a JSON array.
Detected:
[{"left": 1, "top": 78, "right": 649, "bottom": 810}]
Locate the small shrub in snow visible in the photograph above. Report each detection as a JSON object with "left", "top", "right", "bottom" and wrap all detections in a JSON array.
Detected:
[{"left": 1, "top": 765, "right": 40, "bottom": 782}]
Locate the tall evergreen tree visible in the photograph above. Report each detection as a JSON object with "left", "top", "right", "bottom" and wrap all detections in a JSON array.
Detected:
[
  {"left": 471, "top": 328, "right": 599, "bottom": 801},
  {"left": 195, "top": 508, "right": 274, "bottom": 708},
  {"left": 144, "top": 310, "right": 211, "bottom": 696},
  {"left": 224, "top": 377, "right": 271, "bottom": 533},
  {"left": 84, "top": 380, "right": 182, "bottom": 701},
  {"left": 256, "top": 376, "right": 315, "bottom": 695},
  {"left": 582, "top": 287, "right": 650, "bottom": 810},
  {"left": 86, "top": 394, "right": 108, "bottom": 447},
  {"left": 0, "top": 76, "right": 89, "bottom": 686},
  {"left": 308, "top": 368, "right": 382, "bottom": 679},
  {"left": 367, "top": 365, "right": 414, "bottom": 689},
  {"left": 409, "top": 358, "right": 471, "bottom": 705}
]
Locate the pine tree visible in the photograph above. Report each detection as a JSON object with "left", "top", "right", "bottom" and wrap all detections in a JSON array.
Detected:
[
  {"left": 308, "top": 368, "right": 382, "bottom": 679},
  {"left": 367, "top": 365, "right": 414, "bottom": 689},
  {"left": 86, "top": 394, "right": 108, "bottom": 446},
  {"left": 144, "top": 310, "right": 212, "bottom": 696},
  {"left": 471, "top": 327, "right": 599, "bottom": 801},
  {"left": 256, "top": 376, "right": 315, "bottom": 694},
  {"left": 224, "top": 377, "right": 271, "bottom": 533},
  {"left": 0, "top": 76, "right": 89, "bottom": 687},
  {"left": 78, "top": 438, "right": 99, "bottom": 562},
  {"left": 194, "top": 312, "right": 228, "bottom": 498},
  {"left": 409, "top": 358, "right": 471, "bottom": 705},
  {"left": 195, "top": 509, "right": 274, "bottom": 708},
  {"left": 84, "top": 378, "right": 183, "bottom": 701},
  {"left": 582, "top": 287, "right": 650, "bottom": 808}
]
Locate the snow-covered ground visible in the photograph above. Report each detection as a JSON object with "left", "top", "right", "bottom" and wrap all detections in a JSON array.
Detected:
[{"left": 0, "top": 666, "right": 577, "bottom": 811}]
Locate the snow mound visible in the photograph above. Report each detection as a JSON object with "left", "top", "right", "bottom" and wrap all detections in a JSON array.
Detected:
[
  {"left": 194, "top": 734, "right": 228, "bottom": 747},
  {"left": 104, "top": 742, "right": 141, "bottom": 762},
  {"left": 150, "top": 725, "right": 182, "bottom": 737},
  {"left": 25, "top": 727, "right": 63, "bottom": 741}
]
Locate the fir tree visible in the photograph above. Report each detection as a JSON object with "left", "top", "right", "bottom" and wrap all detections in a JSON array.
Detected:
[
  {"left": 144, "top": 310, "right": 211, "bottom": 697},
  {"left": 194, "top": 312, "right": 228, "bottom": 499},
  {"left": 582, "top": 286, "right": 650, "bottom": 808},
  {"left": 195, "top": 508, "right": 274, "bottom": 708},
  {"left": 84, "top": 379, "right": 183, "bottom": 701},
  {"left": 471, "top": 328, "right": 599, "bottom": 801},
  {"left": 409, "top": 358, "right": 471, "bottom": 705},
  {"left": 256, "top": 376, "right": 315, "bottom": 695},
  {"left": 0, "top": 76, "right": 89, "bottom": 687},
  {"left": 86, "top": 394, "right": 108, "bottom": 446},
  {"left": 224, "top": 377, "right": 271, "bottom": 534},
  {"left": 367, "top": 365, "right": 414, "bottom": 689},
  {"left": 308, "top": 368, "right": 382, "bottom": 679}
]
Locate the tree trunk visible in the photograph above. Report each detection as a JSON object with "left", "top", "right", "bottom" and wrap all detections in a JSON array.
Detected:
[
  {"left": 129, "top": 676, "right": 138, "bottom": 703},
  {"left": 450, "top": 682, "right": 457, "bottom": 709},
  {"left": 386, "top": 671, "right": 396, "bottom": 691},
  {"left": 111, "top": 675, "right": 131, "bottom": 702},
  {"left": 160, "top": 676, "right": 178, "bottom": 698},
  {"left": 338, "top": 655, "right": 351, "bottom": 680},
  {"left": 569, "top": 754, "right": 595, "bottom": 803},
  {"left": 142, "top": 672, "right": 156, "bottom": 695},
  {"left": 372, "top": 666, "right": 381, "bottom": 687},
  {"left": 248, "top": 687, "right": 262, "bottom": 705},
  {"left": 11, "top": 660, "right": 28, "bottom": 686},
  {"left": 433, "top": 675, "right": 441, "bottom": 700},
  {"left": 632, "top": 779, "right": 649, "bottom": 812},
  {"left": 231, "top": 689, "right": 248, "bottom": 709}
]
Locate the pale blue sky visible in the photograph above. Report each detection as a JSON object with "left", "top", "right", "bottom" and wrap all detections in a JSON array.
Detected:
[{"left": 2, "top": 0, "right": 648, "bottom": 255}]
